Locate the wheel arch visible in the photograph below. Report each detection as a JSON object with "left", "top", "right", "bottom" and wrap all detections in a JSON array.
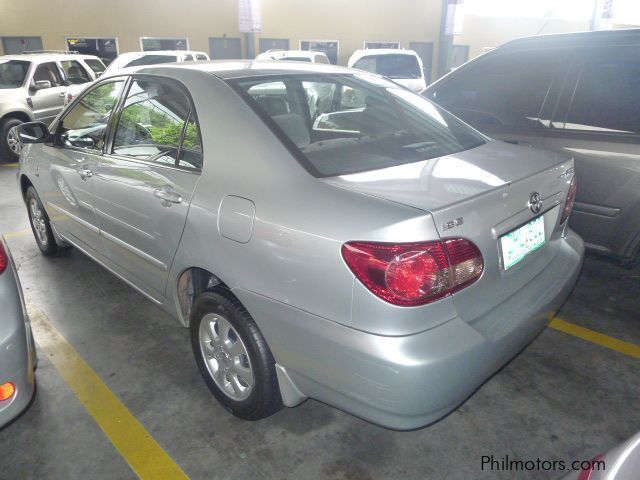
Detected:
[
  {"left": 19, "top": 174, "right": 34, "bottom": 202},
  {"left": 1, "top": 110, "right": 33, "bottom": 125},
  {"left": 176, "top": 267, "right": 231, "bottom": 326}
]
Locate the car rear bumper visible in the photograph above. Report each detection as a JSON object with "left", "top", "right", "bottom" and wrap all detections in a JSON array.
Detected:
[{"left": 236, "top": 229, "right": 583, "bottom": 430}]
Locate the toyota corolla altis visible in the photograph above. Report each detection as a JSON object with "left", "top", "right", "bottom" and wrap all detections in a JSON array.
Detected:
[{"left": 16, "top": 61, "right": 583, "bottom": 429}]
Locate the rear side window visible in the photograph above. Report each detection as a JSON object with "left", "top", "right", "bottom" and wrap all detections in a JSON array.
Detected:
[
  {"left": 125, "top": 55, "right": 178, "bottom": 68},
  {"left": 112, "top": 77, "right": 202, "bottom": 171},
  {"left": 61, "top": 60, "right": 92, "bottom": 84},
  {"left": 353, "top": 55, "right": 421, "bottom": 79},
  {"left": 182, "top": 54, "right": 194, "bottom": 61},
  {"left": 561, "top": 47, "right": 640, "bottom": 134},
  {"left": 195, "top": 54, "right": 208, "bottom": 61},
  {"left": 84, "top": 59, "right": 106, "bottom": 75},
  {"left": 59, "top": 80, "right": 125, "bottom": 150},
  {"left": 432, "top": 50, "right": 565, "bottom": 130},
  {"left": 231, "top": 73, "right": 484, "bottom": 177}
]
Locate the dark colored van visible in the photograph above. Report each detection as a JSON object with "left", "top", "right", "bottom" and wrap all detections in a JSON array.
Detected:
[{"left": 424, "top": 29, "right": 640, "bottom": 265}]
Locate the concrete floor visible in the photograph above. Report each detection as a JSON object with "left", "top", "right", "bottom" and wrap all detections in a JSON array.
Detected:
[{"left": 0, "top": 163, "right": 638, "bottom": 480}]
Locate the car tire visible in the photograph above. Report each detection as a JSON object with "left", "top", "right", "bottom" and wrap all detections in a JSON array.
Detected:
[
  {"left": 1, "top": 118, "right": 23, "bottom": 162},
  {"left": 25, "top": 186, "right": 63, "bottom": 256},
  {"left": 190, "top": 289, "right": 283, "bottom": 420}
]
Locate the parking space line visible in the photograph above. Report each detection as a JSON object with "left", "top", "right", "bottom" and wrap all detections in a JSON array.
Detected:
[
  {"left": 0, "top": 162, "right": 18, "bottom": 167},
  {"left": 3, "top": 228, "right": 31, "bottom": 240},
  {"left": 28, "top": 305, "right": 190, "bottom": 480},
  {"left": 551, "top": 317, "right": 640, "bottom": 359}
]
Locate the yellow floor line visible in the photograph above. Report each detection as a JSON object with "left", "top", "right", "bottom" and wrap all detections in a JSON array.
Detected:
[
  {"left": 4, "top": 228, "right": 31, "bottom": 240},
  {"left": 551, "top": 318, "right": 640, "bottom": 359},
  {"left": 28, "top": 305, "right": 190, "bottom": 480},
  {"left": 0, "top": 162, "right": 18, "bottom": 167}
]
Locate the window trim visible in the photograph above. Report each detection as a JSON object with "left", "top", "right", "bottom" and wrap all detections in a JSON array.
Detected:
[
  {"left": 105, "top": 73, "right": 203, "bottom": 174},
  {"left": 51, "top": 75, "right": 130, "bottom": 155},
  {"left": 139, "top": 36, "right": 190, "bottom": 51}
]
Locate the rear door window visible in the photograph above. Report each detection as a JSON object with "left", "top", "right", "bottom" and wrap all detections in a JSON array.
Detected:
[
  {"left": 112, "top": 77, "right": 202, "bottom": 171},
  {"left": 61, "top": 60, "right": 92, "bottom": 84},
  {"left": 84, "top": 59, "right": 106, "bottom": 75},
  {"left": 560, "top": 47, "right": 640, "bottom": 134},
  {"left": 431, "top": 50, "right": 568, "bottom": 131}
]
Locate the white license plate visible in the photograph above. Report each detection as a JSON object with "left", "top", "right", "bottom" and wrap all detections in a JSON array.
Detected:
[{"left": 500, "top": 216, "right": 546, "bottom": 270}]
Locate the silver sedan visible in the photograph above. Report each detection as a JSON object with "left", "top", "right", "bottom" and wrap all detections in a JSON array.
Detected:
[
  {"left": 0, "top": 236, "right": 36, "bottom": 428},
  {"left": 16, "top": 61, "right": 583, "bottom": 429}
]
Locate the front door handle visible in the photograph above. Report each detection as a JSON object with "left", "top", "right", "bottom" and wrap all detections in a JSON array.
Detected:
[
  {"left": 154, "top": 186, "right": 182, "bottom": 206},
  {"left": 77, "top": 167, "right": 93, "bottom": 180}
]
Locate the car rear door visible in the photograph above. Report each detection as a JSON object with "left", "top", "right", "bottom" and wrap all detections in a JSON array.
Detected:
[
  {"left": 92, "top": 75, "right": 202, "bottom": 300},
  {"left": 38, "top": 78, "right": 127, "bottom": 254},
  {"left": 29, "top": 62, "right": 67, "bottom": 124},
  {"left": 428, "top": 48, "right": 573, "bottom": 149},
  {"left": 540, "top": 45, "right": 640, "bottom": 260}
]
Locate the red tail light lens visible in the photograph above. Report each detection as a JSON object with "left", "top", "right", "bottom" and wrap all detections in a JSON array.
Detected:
[
  {"left": 342, "top": 238, "right": 484, "bottom": 306},
  {"left": 560, "top": 175, "right": 577, "bottom": 224},
  {"left": 0, "top": 241, "right": 8, "bottom": 275},
  {"left": 0, "top": 382, "right": 16, "bottom": 401}
]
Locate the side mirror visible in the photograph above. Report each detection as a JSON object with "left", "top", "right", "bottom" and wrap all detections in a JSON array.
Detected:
[
  {"left": 16, "top": 122, "right": 50, "bottom": 144},
  {"left": 33, "top": 80, "right": 52, "bottom": 91}
]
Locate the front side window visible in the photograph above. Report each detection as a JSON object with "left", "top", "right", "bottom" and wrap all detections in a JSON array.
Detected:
[
  {"left": 61, "top": 60, "right": 92, "bottom": 84},
  {"left": 431, "top": 50, "right": 564, "bottom": 130},
  {"left": 113, "top": 77, "right": 202, "bottom": 170},
  {"left": 84, "top": 59, "right": 106, "bottom": 75},
  {"left": 32, "top": 62, "right": 63, "bottom": 88},
  {"left": 0, "top": 60, "right": 30, "bottom": 89},
  {"left": 232, "top": 73, "right": 484, "bottom": 177},
  {"left": 315, "top": 54, "right": 330, "bottom": 64},
  {"left": 353, "top": 55, "right": 421, "bottom": 79},
  {"left": 195, "top": 54, "right": 208, "bottom": 61},
  {"left": 58, "top": 80, "right": 125, "bottom": 150},
  {"left": 561, "top": 48, "right": 640, "bottom": 134}
]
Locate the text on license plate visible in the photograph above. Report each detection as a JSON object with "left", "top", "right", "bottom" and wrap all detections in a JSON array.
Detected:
[{"left": 500, "top": 216, "right": 545, "bottom": 270}]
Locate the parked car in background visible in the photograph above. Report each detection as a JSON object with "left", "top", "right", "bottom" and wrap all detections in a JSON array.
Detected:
[
  {"left": 255, "top": 49, "right": 330, "bottom": 64},
  {"left": 0, "top": 236, "right": 36, "bottom": 428},
  {"left": 102, "top": 50, "right": 209, "bottom": 77},
  {"left": 0, "top": 52, "right": 105, "bottom": 161},
  {"left": 423, "top": 29, "right": 640, "bottom": 266},
  {"left": 348, "top": 49, "right": 426, "bottom": 92},
  {"left": 17, "top": 61, "right": 582, "bottom": 429}
]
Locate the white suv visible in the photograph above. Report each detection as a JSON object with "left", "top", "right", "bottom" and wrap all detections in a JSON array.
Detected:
[
  {"left": 348, "top": 49, "right": 426, "bottom": 93},
  {"left": 0, "top": 52, "right": 105, "bottom": 161}
]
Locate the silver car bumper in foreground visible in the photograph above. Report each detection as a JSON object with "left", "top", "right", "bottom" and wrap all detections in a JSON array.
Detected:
[
  {"left": 0, "top": 239, "right": 36, "bottom": 429},
  {"left": 237, "top": 230, "right": 583, "bottom": 430}
]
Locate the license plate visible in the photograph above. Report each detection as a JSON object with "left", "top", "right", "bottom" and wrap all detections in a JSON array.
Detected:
[{"left": 500, "top": 216, "right": 545, "bottom": 270}]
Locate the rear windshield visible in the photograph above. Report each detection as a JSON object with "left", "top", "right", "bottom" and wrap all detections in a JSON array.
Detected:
[
  {"left": 0, "top": 60, "right": 30, "bottom": 89},
  {"left": 229, "top": 73, "right": 485, "bottom": 177},
  {"left": 354, "top": 54, "right": 421, "bottom": 79},
  {"left": 125, "top": 55, "right": 178, "bottom": 68},
  {"left": 282, "top": 56, "right": 312, "bottom": 62}
]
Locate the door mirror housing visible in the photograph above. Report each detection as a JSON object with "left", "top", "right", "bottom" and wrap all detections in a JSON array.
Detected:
[
  {"left": 33, "top": 80, "right": 52, "bottom": 91},
  {"left": 15, "top": 122, "right": 50, "bottom": 144}
]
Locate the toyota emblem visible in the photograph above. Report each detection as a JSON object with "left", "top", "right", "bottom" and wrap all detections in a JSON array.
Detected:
[{"left": 528, "top": 192, "right": 543, "bottom": 214}]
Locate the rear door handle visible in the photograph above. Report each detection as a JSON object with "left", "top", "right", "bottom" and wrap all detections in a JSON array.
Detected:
[
  {"left": 154, "top": 187, "right": 182, "bottom": 205},
  {"left": 77, "top": 167, "right": 93, "bottom": 180},
  {"left": 59, "top": 91, "right": 67, "bottom": 97}
]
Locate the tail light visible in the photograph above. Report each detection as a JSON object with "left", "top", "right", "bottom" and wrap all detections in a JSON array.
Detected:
[
  {"left": 0, "top": 241, "right": 8, "bottom": 275},
  {"left": 576, "top": 454, "right": 605, "bottom": 480},
  {"left": 342, "top": 238, "right": 484, "bottom": 306},
  {"left": 560, "top": 175, "right": 577, "bottom": 224},
  {"left": 0, "top": 382, "right": 16, "bottom": 401}
]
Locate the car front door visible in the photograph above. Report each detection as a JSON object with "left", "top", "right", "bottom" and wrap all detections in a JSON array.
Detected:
[
  {"left": 540, "top": 46, "right": 640, "bottom": 260},
  {"left": 428, "top": 48, "right": 572, "bottom": 149},
  {"left": 93, "top": 75, "right": 202, "bottom": 300},
  {"left": 39, "top": 78, "right": 127, "bottom": 255},
  {"left": 29, "top": 62, "right": 68, "bottom": 124}
]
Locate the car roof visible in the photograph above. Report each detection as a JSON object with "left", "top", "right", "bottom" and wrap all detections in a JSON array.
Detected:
[
  {"left": 0, "top": 53, "right": 100, "bottom": 61},
  {"left": 112, "top": 59, "right": 358, "bottom": 80},
  {"left": 500, "top": 28, "right": 640, "bottom": 51}
]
